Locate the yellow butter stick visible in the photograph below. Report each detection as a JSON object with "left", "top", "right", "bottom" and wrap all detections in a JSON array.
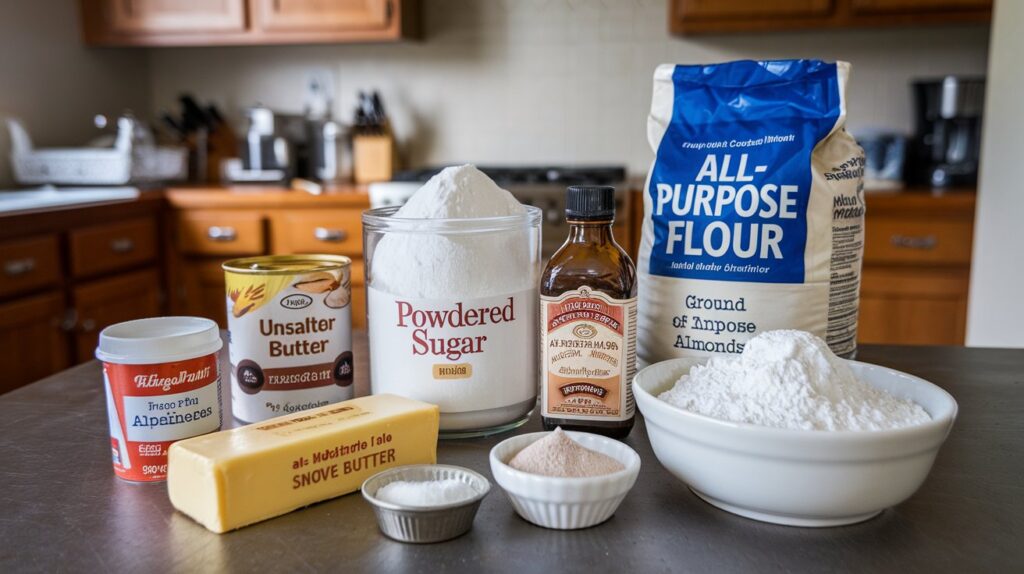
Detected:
[{"left": 168, "top": 393, "right": 440, "bottom": 533}]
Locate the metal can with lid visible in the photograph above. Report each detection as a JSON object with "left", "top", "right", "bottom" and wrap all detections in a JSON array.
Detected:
[
  {"left": 223, "top": 254, "right": 354, "bottom": 423},
  {"left": 96, "top": 316, "right": 223, "bottom": 482}
]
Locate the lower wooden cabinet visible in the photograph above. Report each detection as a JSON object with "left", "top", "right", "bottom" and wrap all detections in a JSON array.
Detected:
[
  {"left": 0, "top": 292, "right": 70, "bottom": 393},
  {"left": 858, "top": 267, "right": 969, "bottom": 345},
  {"left": 179, "top": 260, "right": 231, "bottom": 328},
  {"left": 72, "top": 269, "right": 163, "bottom": 363}
]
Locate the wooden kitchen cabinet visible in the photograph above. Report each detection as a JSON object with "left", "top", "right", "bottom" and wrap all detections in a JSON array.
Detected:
[
  {"left": 72, "top": 269, "right": 163, "bottom": 363},
  {"left": 0, "top": 198, "right": 166, "bottom": 394},
  {"left": 0, "top": 292, "right": 70, "bottom": 394},
  {"left": 97, "top": 0, "right": 247, "bottom": 34},
  {"left": 165, "top": 187, "right": 370, "bottom": 329},
  {"left": 0, "top": 235, "right": 61, "bottom": 299},
  {"left": 252, "top": 0, "right": 390, "bottom": 32},
  {"left": 80, "top": 0, "right": 418, "bottom": 46},
  {"left": 179, "top": 260, "right": 231, "bottom": 328},
  {"left": 69, "top": 218, "right": 158, "bottom": 278},
  {"left": 670, "top": 0, "right": 990, "bottom": 34}
]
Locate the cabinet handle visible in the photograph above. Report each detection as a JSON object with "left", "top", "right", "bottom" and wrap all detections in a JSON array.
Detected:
[
  {"left": 314, "top": 227, "right": 347, "bottom": 243},
  {"left": 207, "top": 226, "right": 238, "bottom": 242},
  {"left": 81, "top": 318, "right": 96, "bottom": 333},
  {"left": 890, "top": 234, "right": 937, "bottom": 250},
  {"left": 4, "top": 257, "right": 36, "bottom": 277},
  {"left": 110, "top": 237, "right": 135, "bottom": 253}
]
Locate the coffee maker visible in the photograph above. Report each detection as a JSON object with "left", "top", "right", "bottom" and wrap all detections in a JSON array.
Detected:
[{"left": 907, "top": 76, "right": 985, "bottom": 188}]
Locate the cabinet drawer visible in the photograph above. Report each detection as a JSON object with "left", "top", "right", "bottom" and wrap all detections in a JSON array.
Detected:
[
  {"left": 69, "top": 218, "right": 157, "bottom": 278},
  {"left": 0, "top": 235, "right": 61, "bottom": 299},
  {"left": 863, "top": 217, "right": 973, "bottom": 265},
  {"left": 178, "top": 211, "right": 265, "bottom": 256},
  {"left": 270, "top": 210, "right": 363, "bottom": 256}
]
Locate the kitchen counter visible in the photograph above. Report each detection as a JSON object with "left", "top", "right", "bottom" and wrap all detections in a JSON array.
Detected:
[
  {"left": 1, "top": 334, "right": 1021, "bottom": 572},
  {"left": 164, "top": 185, "right": 369, "bottom": 209}
]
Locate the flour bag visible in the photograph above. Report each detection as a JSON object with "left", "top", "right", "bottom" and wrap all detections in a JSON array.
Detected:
[{"left": 639, "top": 60, "right": 865, "bottom": 364}]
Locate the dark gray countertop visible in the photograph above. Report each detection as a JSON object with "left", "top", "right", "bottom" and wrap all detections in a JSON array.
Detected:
[{"left": 1, "top": 335, "right": 1022, "bottom": 573}]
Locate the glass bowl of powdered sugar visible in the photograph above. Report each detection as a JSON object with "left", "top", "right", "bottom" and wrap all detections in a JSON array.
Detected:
[
  {"left": 633, "top": 329, "right": 958, "bottom": 528},
  {"left": 361, "top": 464, "right": 491, "bottom": 543}
]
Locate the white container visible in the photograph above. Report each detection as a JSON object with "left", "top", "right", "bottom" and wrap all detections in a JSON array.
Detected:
[
  {"left": 362, "top": 206, "right": 542, "bottom": 438},
  {"left": 489, "top": 431, "right": 641, "bottom": 530},
  {"left": 633, "top": 357, "right": 958, "bottom": 527},
  {"left": 7, "top": 117, "right": 133, "bottom": 185},
  {"left": 95, "top": 317, "right": 223, "bottom": 482}
]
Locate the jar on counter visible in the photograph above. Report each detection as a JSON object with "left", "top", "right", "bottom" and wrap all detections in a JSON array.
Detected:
[{"left": 362, "top": 205, "right": 542, "bottom": 438}]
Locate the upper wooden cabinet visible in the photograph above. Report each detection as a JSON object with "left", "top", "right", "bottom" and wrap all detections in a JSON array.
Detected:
[
  {"left": 80, "top": 0, "right": 418, "bottom": 46},
  {"left": 105, "top": 0, "right": 246, "bottom": 34},
  {"left": 670, "top": 0, "right": 991, "bottom": 34},
  {"left": 253, "top": 0, "right": 390, "bottom": 32}
]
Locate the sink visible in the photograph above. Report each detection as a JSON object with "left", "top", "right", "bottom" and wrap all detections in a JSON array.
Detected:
[{"left": 0, "top": 187, "right": 140, "bottom": 214}]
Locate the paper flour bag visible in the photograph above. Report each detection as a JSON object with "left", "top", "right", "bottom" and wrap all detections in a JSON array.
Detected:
[{"left": 639, "top": 60, "right": 865, "bottom": 364}]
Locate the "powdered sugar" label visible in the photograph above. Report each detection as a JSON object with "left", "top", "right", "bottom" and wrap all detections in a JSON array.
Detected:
[{"left": 368, "top": 287, "right": 537, "bottom": 414}]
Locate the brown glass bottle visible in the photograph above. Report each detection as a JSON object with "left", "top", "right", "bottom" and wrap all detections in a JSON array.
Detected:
[{"left": 540, "top": 186, "right": 637, "bottom": 439}]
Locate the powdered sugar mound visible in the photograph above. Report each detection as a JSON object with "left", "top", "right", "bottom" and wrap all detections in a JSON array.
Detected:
[
  {"left": 375, "top": 479, "right": 477, "bottom": 507},
  {"left": 509, "top": 427, "right": 625, "bottom": 477},
  {"left": 397, "top": 164, "right": 525, "bottom": 219},
  {"left": 658, "top": 330, "right": 931, "bottom": 431},
  {"left": 370, "top": 164, "right": 535, "bottom": 299}
]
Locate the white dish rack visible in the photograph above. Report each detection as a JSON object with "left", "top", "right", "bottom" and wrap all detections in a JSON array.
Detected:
[{"left": 6, "top": 117, "right": 187, "bottom": 185}]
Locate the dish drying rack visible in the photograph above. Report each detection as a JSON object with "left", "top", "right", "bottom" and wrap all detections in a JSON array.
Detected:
[{"left": 6, "top": 117, "right": 187, "bottom": 185}]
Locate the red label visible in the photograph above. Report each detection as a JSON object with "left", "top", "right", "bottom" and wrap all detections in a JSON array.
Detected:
[{"left": 102, "top": 353, "right": 222, "bottom": 482}]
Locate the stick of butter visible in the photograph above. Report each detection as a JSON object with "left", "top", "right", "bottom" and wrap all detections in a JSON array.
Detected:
[{"left": 167, "top": 393, "right": 440, "bottom": 533}]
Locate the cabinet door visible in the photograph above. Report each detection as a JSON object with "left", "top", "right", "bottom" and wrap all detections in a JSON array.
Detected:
[
  {"left": 180, "top": 260, "right": 230, "bottom": 329},
  {"left": 0, "top": 292, "right": 69, "bottom": 394},
  {"left": 857, "top": 266, "right": 969, "bottom": 345},
  {"left": 254, "top": 0, "right": 390, "bottom": 31},
  {"left": 674, "top": 0, "right": 832, "bottom": 19},
  {"left": 73, "top": 269, "right": 162, "bottom": 363},
  {"left": 106, "top": 0, "right": 247, "bottom": 33},
  {"left": 850, "top": 0, "right": 990, "bottom": 13}
]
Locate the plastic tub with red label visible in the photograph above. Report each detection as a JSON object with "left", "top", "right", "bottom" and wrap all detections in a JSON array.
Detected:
[{"left": 95, "top": 316, "right": 223, "bottom": 482}]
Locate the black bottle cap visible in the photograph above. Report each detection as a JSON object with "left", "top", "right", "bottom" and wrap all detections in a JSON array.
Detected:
[{"left": 565, "top": 185, "right": 615, "bottom": 220}]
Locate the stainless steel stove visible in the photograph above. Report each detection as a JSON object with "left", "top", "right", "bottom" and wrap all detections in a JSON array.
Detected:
[{"left": 392, "top": 165, "right": 629, "bottom": 257}]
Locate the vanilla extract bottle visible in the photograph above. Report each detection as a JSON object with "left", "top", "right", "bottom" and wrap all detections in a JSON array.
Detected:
[{"left": 540, "top": 185, "right": 637, "bottom": 439}]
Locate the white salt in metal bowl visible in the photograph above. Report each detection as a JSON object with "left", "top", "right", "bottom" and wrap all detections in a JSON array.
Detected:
[
  {"left": 633, "top": 357, "right": 957, "bottom": 527},
  {"left": 362, "top": 464, "right": 490, "bottom": 543},
  {"left": 489, "top": 431, "right": 641, "bottom": 530}
]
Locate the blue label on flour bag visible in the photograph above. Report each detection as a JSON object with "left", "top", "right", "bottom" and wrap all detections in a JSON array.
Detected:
[{"left": 647, "top": 60, "right": 842, "bottom": 284}]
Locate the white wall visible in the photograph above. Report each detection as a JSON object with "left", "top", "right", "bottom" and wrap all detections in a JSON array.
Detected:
[
  {"left": 147, "top": 0, "right": 990, "bottom": 176},
  {"left": 966, "top": 0, "right": 1024, "bottom": 348},
  {"left": 0, "top": 1, "right": 151, "bottom": 187}
]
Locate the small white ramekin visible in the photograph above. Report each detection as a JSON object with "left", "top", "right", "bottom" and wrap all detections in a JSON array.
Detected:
[{"left": 489, "top": 431, "right": 641, "bottom": 530}]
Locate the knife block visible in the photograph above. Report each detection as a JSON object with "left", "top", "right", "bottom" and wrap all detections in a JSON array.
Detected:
[{"left": 353, "top": 133, "right": 395, "bottom": 184}]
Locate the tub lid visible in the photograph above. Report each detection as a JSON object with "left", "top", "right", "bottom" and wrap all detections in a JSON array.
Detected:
[{"left": 95, "top": 316, "right": 223, "bottom": 365}]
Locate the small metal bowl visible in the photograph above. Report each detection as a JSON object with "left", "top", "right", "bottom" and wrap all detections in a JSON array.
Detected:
[{"left": 361, "top": 464, "right": 491, "bottom": 543}]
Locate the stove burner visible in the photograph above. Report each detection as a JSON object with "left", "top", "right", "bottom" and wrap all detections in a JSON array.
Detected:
[{"left": 392, "top": 165, "right": 627, "bottom": 186}]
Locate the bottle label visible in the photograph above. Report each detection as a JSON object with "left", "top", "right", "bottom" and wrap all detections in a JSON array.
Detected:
[{"left": 541, "top": 287, "right": 637, "bottom": 421}]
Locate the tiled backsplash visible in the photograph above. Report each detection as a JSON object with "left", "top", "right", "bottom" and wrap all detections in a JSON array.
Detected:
[{"left": 148, "top": 0, "right": 991, "bottom": 175}]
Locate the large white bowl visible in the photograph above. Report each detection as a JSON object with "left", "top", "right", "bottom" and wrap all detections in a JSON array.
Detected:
[
  {"left": 489, "top": 431, "right": 641, "bottom": 530},
  {"left": 633, "top": 357, "right": 957, "bottom": 527}
]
